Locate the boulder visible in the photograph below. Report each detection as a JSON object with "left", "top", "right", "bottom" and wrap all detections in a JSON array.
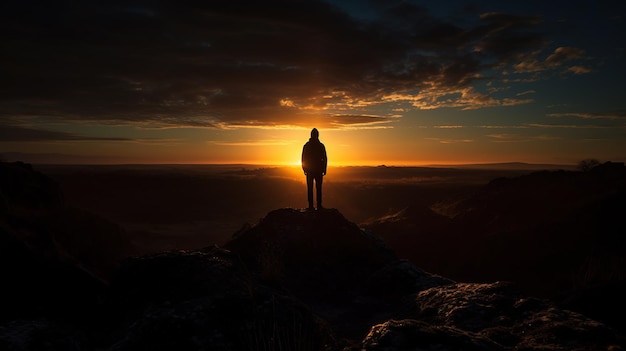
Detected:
[
  {"left": 362, "top": 319, "right": 501, "bottom": 351},
  {"left": 364, "top": 281, "right": 624, "bottom": 350}
]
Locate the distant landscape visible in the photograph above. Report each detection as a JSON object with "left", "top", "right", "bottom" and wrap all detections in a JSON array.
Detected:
[
  {"left": 40, "top": 161, "right": 626, "bottom": 303},
  {"left": 37, "top": 163, "right": 571, "bottom": 254}
]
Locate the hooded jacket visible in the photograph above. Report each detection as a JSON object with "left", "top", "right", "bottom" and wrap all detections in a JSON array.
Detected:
[{"left": 301, "top": 137, "right": 327, "bottom": 175}]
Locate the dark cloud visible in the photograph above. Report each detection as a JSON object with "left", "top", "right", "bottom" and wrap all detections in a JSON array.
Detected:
[
  {"left": 0, "top": 125, "right": 130, "bottom": 142},
  {"left": 472, "top": 12, "right": 545, "bottom": 59},
  {"left": 545, "top": 47, "right": 586, "bottom": 65},
  {"left": 1, "top": 0, "right": 558, "bottom": 129},
  {"left": 548, "top": 111, "right": 626, "bottom": 120}
]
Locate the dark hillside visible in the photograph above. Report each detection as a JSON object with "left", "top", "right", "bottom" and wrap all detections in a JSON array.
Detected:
[
  {"left": 366, "top": 162, "right": 626, "bottom": 331},
  {"left": 0, "top": 162, "right": 129, "bottom": 322}
]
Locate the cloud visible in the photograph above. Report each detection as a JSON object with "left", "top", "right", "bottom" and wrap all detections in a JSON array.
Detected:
[
  {"left": 0, "top": 0, "right": 566, "bottom": 129},
  {"left": 327, "top": 114, "right": 398, "bottom": 128},
  {"left": 486, "top": 133, "right": 527, "bottom": 141},
  {"left": 479, "top": 125, "right": 530, "bottom": 129},
  {"left": 548, "top": 112, "right": 626, "bottom": 120},
  {"left": 383, "top": 86, "right": 533, "bottom": 110},
  {"left": 527, "top": 123, "right": 610, "bottom": 129},
  {"left": 514, "top": 46, "right": 590, "bottom": 74},
  {"left": 566, "top": 66, "right": 592, "bottom": 74},
  {"left": 486, "top": 133, "right": 561, "bottom": 142},
  {"left": 210, "top": 140, "right": 294, "bottom": 147},
  {"left": 545, "top": 47, "right": 586, "bottom": 66},
  {"left": 0, "top": 125, "right": 130, "bottom": 142},
  {"left": 473, "top": 12, "right": 544, "bottom": 59},
  {"left": 425, "top": 138, "right": 473, "bottom": 144}
]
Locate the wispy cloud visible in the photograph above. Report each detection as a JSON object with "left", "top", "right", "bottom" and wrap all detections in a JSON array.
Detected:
[
  {"left": 434, "top": 125, "right": 465, "bottom": 129},
  {"left": 566, "top": 66, "right": 593, "bottom": 74},
  {"left": 479, "top": 125, "right": 530, "bottom": 129},
  {"left": 527, "top": 123, "right": 611, "bottom": 129},
  {"left": 425, "top": 137, "right": 473, "bottom": 144},
  {"left": 514, "top": 47, "right": 591, "bottom": 74},
  {"left": 382, "top": 87, "right": 534, "bottom": 111},
  {"left": 210, "top": 140, "right": 295, "bottom": 147},
  {"left": 547, "top": 112, "right": 626, "bottom": 120},
  {"left": 487, "top": 133, "right": 527, "bottom": 141},
  {"left": 486, "top": 133, "right": 561, "bottom": 142}
]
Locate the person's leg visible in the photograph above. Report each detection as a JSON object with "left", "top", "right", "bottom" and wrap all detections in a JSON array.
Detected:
[
  {"left": 306, "top": 173, "right": 314, "bottom": 209},
  {"left": 315, "top": 173, "right": 323, "bottom": 209}
]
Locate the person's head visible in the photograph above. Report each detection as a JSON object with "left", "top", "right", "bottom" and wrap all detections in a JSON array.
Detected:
[{"left": 311, "top": 128, "right": 319, "bottom": 139}]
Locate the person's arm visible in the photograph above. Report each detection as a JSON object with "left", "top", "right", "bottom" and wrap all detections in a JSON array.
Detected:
[
  {"left": 322, "top": 144, "right": 327, "bottom": 175},
  {"left": 301, "top": 144, "right": 307, "bottom": 175}
]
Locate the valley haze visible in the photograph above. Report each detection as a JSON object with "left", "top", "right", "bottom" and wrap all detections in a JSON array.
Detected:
[{"left": 36, "top": 162, "right": 574, "bottom": 253}]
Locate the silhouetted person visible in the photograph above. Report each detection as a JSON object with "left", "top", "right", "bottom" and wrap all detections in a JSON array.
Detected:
[{"left": 301, "top": 128, "right": 327, "bottom": 210}]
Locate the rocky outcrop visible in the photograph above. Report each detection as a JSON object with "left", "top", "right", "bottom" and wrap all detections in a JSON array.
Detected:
[
  {"left": 363, "top": 319, "right": 502, "bottom": 351},
  {"left": 363, "top": 281, "right": 622, "bottom": 350},
  {"left": 225, "top": 208, "right": 396, "bottom": 296},
  {"left": 224, "top": 208, "right": 420, "bottom": 340}
]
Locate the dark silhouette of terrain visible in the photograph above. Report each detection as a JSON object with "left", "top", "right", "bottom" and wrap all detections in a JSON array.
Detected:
[
  {"left": 0, "top": 162, "right": 131, "bottom": 322},
  {"left": 365, "top": 161, "right": 626, "bottom": 332},
  {"left": 1, "top": 161, "right": 624, "bottom": 350}
]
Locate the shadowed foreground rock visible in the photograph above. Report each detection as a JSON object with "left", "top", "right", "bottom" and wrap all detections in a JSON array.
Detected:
[
  {"left": 362, "top": 281, "right": 621, "bottom": 350},
  {"left": 105, "top": 247, "right": 334, "bottom": 350},
  {"left": 1, "top": 164, "right": 624, "bottom": 350}
]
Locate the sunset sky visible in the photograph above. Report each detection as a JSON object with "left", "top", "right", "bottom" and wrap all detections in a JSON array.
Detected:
[{"left": 2, "top": 0, "right": 625, "bottom": 166}]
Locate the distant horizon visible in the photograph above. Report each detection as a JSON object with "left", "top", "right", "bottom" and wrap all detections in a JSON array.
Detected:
[{"left": 7, "top": 157, "right": 583, "bottom": 170}]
